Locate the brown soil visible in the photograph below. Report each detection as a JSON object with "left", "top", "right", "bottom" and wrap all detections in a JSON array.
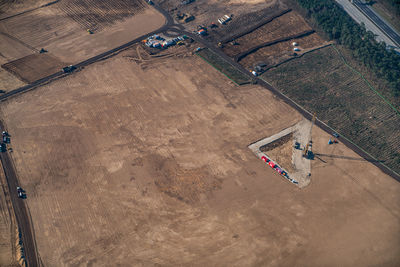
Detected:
[
  {"left": 0, "top": 1, "right": 165, "bottom": 64},
  {"left": 2, "top": 53, "right": 66, "bottom": 83},
  {"left": 260, "top": 133, "right": 293, "bottom": 152},
  {"left": 58, "top": 0, "right": 147, "bottom": 32},
  {"left": 160, "top": 0, "right": 283, "bottom": 41},
  {"left": 222, "top": 11, "right": 312, "bottom": 57},
  {"left": 260, "top": 133, "right": 295, "bottom": 172},
  {"left": 153, "top": 156, "right": 222, "bottom": 204},
  {"left": 1, "top": 45, "right": 400, "bottom": 266},
  {"left": 0, "top": 69, "right": 26, "bottom": 92},
  {"left": 240, "top": 33, "right": 326, "bottom": 69},
  {"left": 0, "top": 160, "right": 17, "bottom": 266}
]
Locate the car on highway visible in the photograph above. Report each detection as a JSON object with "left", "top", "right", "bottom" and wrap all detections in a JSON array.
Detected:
[
  {"left": 2, "top": 136, "right": 10, "bottom": 143},
  {"left": 17, "top": 187, "right": 26, "bottom": 199},
  {"left": 0, "top": 143, "right": 6, "bottom": 152}
]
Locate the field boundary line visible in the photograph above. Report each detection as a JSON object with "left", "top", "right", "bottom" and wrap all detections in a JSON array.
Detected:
[
  {"left": 263, "top": 43, "right": 334, "bottom": 71},
  {"left": 220, "top": 8, "right": 292, "bottom": 44},
  {"left": 195, "top": 52, "right": 240, "bottom": 86},
  {"left": 235, "top": 30, "right": 315, "bottom": 62},
  {"left": 331, "top": 44, "right": 400, "bottom": 116},
  {"left": 258, "top": 76, "right": 400, "bottom": 178},
  {"left": 0, "top": 0, "right": 60, "bottom": 21}
]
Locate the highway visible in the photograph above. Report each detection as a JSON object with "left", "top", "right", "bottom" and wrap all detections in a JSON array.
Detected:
[
  {"left": 0, "top": 2, "right": 399, "bottom": 265},
  {"left": 335, "top": 0, "right": 397, "bottom": 47},
  {"left": 353, "top": 0, "right": 400, "bottom": 46}
]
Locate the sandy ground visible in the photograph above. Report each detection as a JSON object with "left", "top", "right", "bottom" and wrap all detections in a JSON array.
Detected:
[
  {"left": 0, "top": 160, "right": 16, "bottom": 266},
  {"left": 223, "top": 11, "right": 313, "bottom": 57},
  {"left": 239, "top": 33, "right": 327, "bottom": 68},
  {"left": 0, "top": 2, "right": 165, "bottom": 64},
  {"left": 1, "top": 46, "right": 400, "bottom": 266},
  {"left": 0, "top": 69, "right": 26, "bottom": 93},
  {"left": 0, "top": 0, "right": 51, "bottom": 18},
  {"left": 161, "top": 0, "right": 280, "bottom": 31}
]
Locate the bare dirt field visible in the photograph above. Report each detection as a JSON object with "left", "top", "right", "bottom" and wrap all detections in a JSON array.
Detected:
[
  {"left": 0, "top": 0, "right": 165, "bottom": 64},
  {"left": 0, "top": 69, "right": 26, "bottom": 93},
  {"left": 0, "top": 0, "right": 51, "bottom": 18},
  {"left": 239, "top": 33, "right": 327, "bottom": 69},
  {"left": 218, "top": 9, "right": 328, "bottom": 69},
  {"left": 1, "top": 44, "right": 400, "bottom": 266},
  {"left": 2, "top": 53, "right": 66, "bottom": 83},
  {"left": 222, "top": 10, "right": 313, "bottom": 57},
  {"left": 0, "top": 160, "right": 18, "bottom": 266},
  {"left": 160, "top": 0, "right": 283, "bottom": 38}
]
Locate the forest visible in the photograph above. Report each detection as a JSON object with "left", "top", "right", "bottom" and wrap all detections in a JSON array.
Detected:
[{"left": 296, "top": 0, "right": 400, "bottom": 97}]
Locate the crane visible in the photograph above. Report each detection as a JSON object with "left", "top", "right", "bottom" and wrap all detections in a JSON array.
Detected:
[{"left": 303, "top": 112, "right": 316, "bottom": 159}]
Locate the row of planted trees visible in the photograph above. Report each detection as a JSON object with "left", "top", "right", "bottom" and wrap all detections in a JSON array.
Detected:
[{"left": 297, "top": 0, "right": 400, "bottom": 97}]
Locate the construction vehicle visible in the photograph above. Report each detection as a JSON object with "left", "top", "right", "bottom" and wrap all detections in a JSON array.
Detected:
[
  {"left": 176, "top": 12, "right": 195, "bottom": 23},
  {"left": 303, "top": 113, "right": 316, "bottom": 159},
  {"left": 210, "top": 22, "right": 218, "bottom": 28},
  {"left": 17, "top": 187, "right": 26, "bottom": 199},
  {"left": 62, "top": 65, "right": 76, "bottom": 73},
  {"left": 294, "top": 142, "right": 301, "bottom": 150},
  {"left": 0, "top": 143, "right": 6, "bottom": 152}
]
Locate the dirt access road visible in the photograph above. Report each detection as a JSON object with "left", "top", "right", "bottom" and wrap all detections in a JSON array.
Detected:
[
  {"left": 1, "top": 47, "right": 399, "bottom": 266},
  {"left": 0, "top": 122, "right": 39, "bottom": 267}
]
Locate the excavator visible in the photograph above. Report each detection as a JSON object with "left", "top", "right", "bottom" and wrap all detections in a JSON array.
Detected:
[{"left": 303, "top": 113, "right": 316, "bottom": 159}]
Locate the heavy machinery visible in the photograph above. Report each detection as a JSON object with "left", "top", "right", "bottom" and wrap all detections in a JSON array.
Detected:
[{"left": 303, "top": 113, "right": 316, "bottom": 159}]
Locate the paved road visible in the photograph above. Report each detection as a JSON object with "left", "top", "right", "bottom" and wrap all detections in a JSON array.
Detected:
[
  {"left": 353, "top": 0, "right": 400, "bottom": 46},
  {"left": 0, "top": 123, "right": 39, "bottom": 267},
  {"left": 335, "top": 0, "right": 398, "bottom": 47}
]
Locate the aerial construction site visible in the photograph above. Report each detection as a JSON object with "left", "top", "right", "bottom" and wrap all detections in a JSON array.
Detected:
[{"left": 0, "top": 0, "right": 399, "bottom": 266}]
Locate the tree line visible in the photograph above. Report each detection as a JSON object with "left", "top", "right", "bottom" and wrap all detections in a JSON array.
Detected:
[{"left": 296, "top": 0, "right": 400, "bottom": 97}]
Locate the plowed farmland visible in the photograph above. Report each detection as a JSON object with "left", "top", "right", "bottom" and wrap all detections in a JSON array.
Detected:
[
  {"left": 262, "top": 45, "right": 400, "bottom": 175},
  {"left": 58, "top": 0, "right": 147, "bottom": 32},
  {"left": 0, "top": 0, "right": 164, "bottom": 64},
  {"left": 2, "top": 53, "right": 66, "bottom": 83},
  {"left": 222, "top": 11, "right": 312, "bottom": 57},
  {"left": 221, "top": 10, "right": 326, "bottom": 69},
  {"left": 1, "top": 45, "right": 400, "bottom": 266},
  {"left": 239, "top": 33, "right": 327, "bottom": 68}
]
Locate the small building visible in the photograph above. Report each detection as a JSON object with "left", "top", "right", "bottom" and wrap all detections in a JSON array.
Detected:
[
  {"left": 292, "top": 42, "right": 298, "bottom": 46},
  {"left": 218, "top": 15, "right": 231, "bottom": 25},
  {"left": 293, "top": 47, "right": 300, "bottom": 52}
]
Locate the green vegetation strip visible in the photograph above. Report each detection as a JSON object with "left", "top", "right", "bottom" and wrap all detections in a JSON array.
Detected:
[{"left": 196, "top": 48, "right": 250, "bottom": 85}]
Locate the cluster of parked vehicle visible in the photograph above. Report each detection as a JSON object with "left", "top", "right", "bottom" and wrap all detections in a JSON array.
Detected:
[
  {"left": 17, "top": 186, "right": 26, "bottom": 199},
  {"left": 260, "top": 155, "right": 299, "bottom": 185}
]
